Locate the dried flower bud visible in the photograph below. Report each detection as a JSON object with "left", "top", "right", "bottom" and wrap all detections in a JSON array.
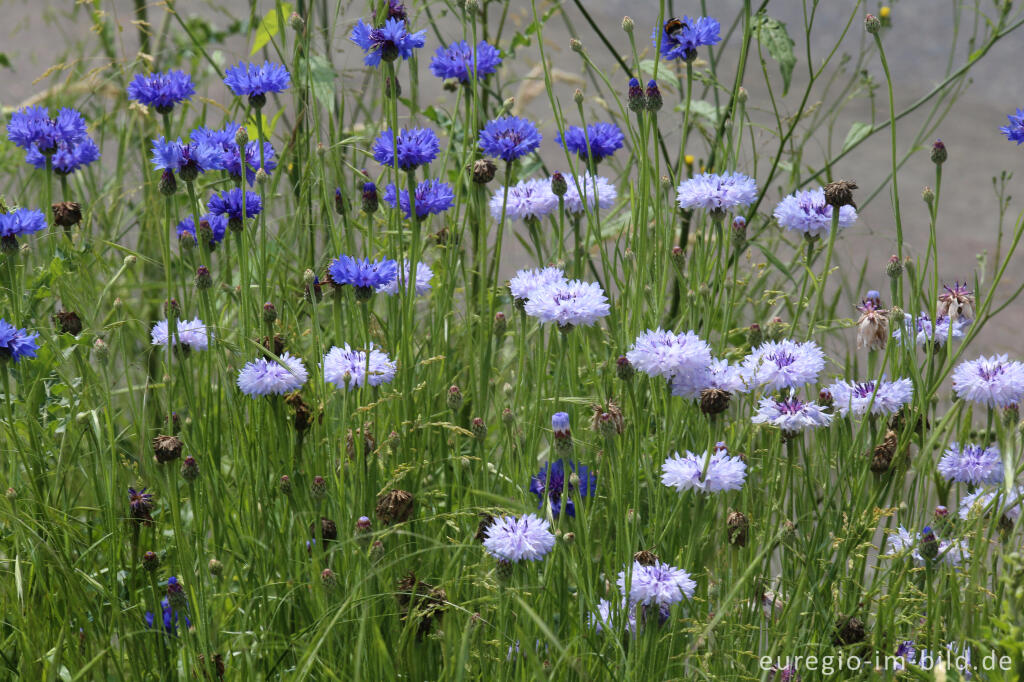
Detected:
[
  {"left": 633, "top": 550, "right": 659, "bottom": 566},
  {"left": 700, "top": 388, "right": 732, "bottom": 415},
  {"left": 52, "top": 201, "right": 82, "bottom": 229},
  {"left": 834, "top": 614, "right": 867, "bottom": 645},
  {"left": 53, "top": 310, "right": 83, "bottom": 336},
  {"left": 152, "top": 435, "right": 183, "bottom": 464},
  {"left": 376, "top": 489, "right": 414, "bottom": 525},
  {"left": 823, "top": 179, "right": 858, "bottom": 208},
  {"left": 472, "top": 158, "right": 497, "bottom": 184},
  {"left": 727, "top": 510, "right": 749, "bottom": 547}
]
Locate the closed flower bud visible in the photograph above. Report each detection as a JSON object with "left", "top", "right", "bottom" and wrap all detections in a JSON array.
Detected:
[
  {"left": 550, "top": 172, "right": 568, "bottom": 197},
  {"left": 446, "top": 385, "right": 463, "bottom": 411},
  {"left": 333, "top": 188, "right": 345, "bottom": 214},
  {"left": 362, "top": 182, "right": 379, "bottom": 214},
  {"left": 930, "top": 139, "right": 947, "bottom": 165},
  {"left": 731, "top": 215, "right": 748, "bottom": 250},
  {"left": 180, "top": 455, "right": 199, "bottom": 482},
  {"left": 383, "top": 75, "right": 401, "bottom": 96},
  {"left": 159, "top": 168, "right": 177, "bottom": 196},
  {"left": 197, "top": 219, "right": 214, "bottom": 246},
  {"left": 288, "top": 11, "right": 304, "bottom": 31},
  {"left": 746, "top": 323, "right": 763, "bottom": 348},
  {"left": 865, "top": 13, "right": 881, "bottom": 34},
  {"left": 262, "top": 302, "right": 277, "bottom": 325},
  {"left": 93, "top": 338, "right": 109, "bottom": 363},
  {"left": 562, "top": 531, "right": 575, "bottom": 544},
  {"left": 321, "top": 568, "right": 337, "bottom": 589},
  {"left": 165, "top": 298, "right": 181, "bottom": 319},
  {"left": 208, "top": 558, "right": 223, "bottom": 577},
  {"left": 376, "top": 489, "right": 414, "bottom": 525},
  {"left": 5, "top": 487, "right": 16, "bottom": 502},
  {"left": 356, "top": 515, "right": 372, "bottom": 535},
  {"left": 621, "top": 16, "right": 634, "bottom": 33},
  {"left": 166, "top": 576, "right": 187, "bottom": 609},
  {"left": 142, "top": 551, "right": 161, "bottom": 572},
  {"left": 254, "top": 168, "right": 269, "bottom": 185},
  {"left": 616, "top": 355, "right": 635, "bottom": 381},
  {"left": 152, "top": 435, "right": 183, "bottom": 463},
  {"left": 501, "top": 96, "right": 515, "bottom": 113},
  {"left": 633, "top": 549, "right": 659, "bottom": 566},
  {"left": 569, "top": 38, "right": 583, "bottom": 53},
  {"left": 885, "top": 254, "right": 903, "bottom": 279},
  {"left": 472, "top": 158, "right": 497, "bottom": 184},
  {"left": 737, "top": 86, "right": 748, "bottom": 103},
  {"left": 922, "top": 186, "right": 934, "bottom": 205},
  {"left": 627, "top": 78, "right": 645, "bottom": 112},
  {"left": 834, "top": 614, "right": 867, "bottom": 646},
  {"left": 573, "top": 88, "right": 584, "bottom": 105},
  {"left": 195, "top": 265, "right": 212, "bottom": 290},
  {"left": 919, "top": 526, "right": 939, "bottom": 561},
  {"left": 765, "top": 317, "right": 789, "bottom": 342},
  {"left": 645, "top": 80, "right": 663, "bottom": 112},
  {"left": 671, "top": 245, "right": 685, "bottom": 270},
  {"left": 818, "top": 388, "right": 834, "bottom": 408},
  {"left": 727, "top": 510, "right": 749, "bottom": 547},
  {"left": 493, "top": 311, "right": 507, "bottom": 336},
  {"left": 501, "top": 407, "right": 515, "bottom": 426},
  {"left": 279, "top": 474, "right": 292, "bottom": 495},
  {"left": 310, "top": 475, "right": 327, "bottom": 500},
  {"left": 303, "top": 268, "right": 316, "bottom": 287},
  {"left": 53, "top": 310, "right": 83, "bottom": 336},
  {"left": 823, "top": 179, "right": 858, "bottom": 208},
  {"left": 471, "top": 417, "right": 487, "bottom": 442}
]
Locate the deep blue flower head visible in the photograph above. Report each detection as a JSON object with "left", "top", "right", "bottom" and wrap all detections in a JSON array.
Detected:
[
  {"left": 1000, "top": 108, "right": 1024, "bottom": 144},
  {"left": 429, "top": 40, "right": 502, "bottom": 82},
  {"left": 372, "top": 127, "right": 440, "bottom": 170},
  {"left": 555, "top": 122, "right": 625, "bottom": 163},
  {"left": 382, "top": 179, "right": 454, "bottom": 219},
  {"left": 0, "top": 208, "right": 47, "bottom": 239},
  {"left": 223, "top": 61, "right": 291, "bottom": 100},
  {"left": 144, "top": 596, "right": 190, "bottom": 635},
  {"left": 151, "top": 137, "right": 222, "bottom": 178},
  {"left": 386, "top": 0, "right": 406, "bottom": 20},
  {"left": 653, "top": 16, "right": 721, "bottom": 61},
  {"left": 0, "top": 319, "right": 40, "bottom": 363},
  {"left": 127, "top": 487, "right": 153, "bottom": 515},
  {"left": 35, "top": 136, "right": 101, "bottom": 174},
  {"left": 176, "top": 213, "right": 228, "bottom": 248},
  {"left": 207, "top": 188, "right": 262, "bottom": 223},
  {"left": 528, "top": 459, "right": 596, "bottom": 518},
  {"left": 478, "top": 116, "right": 542, "bottom": 162},
  {"left": 126, "top": 70, "right": 196, "bottom": 112},
  {"left": 628, "top": 78, "right": 645, "bottom": 111},
  {"left": 328, "top": 255, "right": 398, "bottom": 290},
  {"left": 192, "top": 122, "right": 277, "bottom": 185},
  {"left": 350, "top": 17, "right": 425, "bottom": 67},
  {"left": 8, "top": 106, "right": 99, "bottom": 174}
]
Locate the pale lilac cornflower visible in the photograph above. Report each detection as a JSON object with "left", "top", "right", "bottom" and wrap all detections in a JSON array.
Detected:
[
  {"left": 826, "top": 377, "right": 913, "bottom": 417},
  {"left": 376, "top": 259, "right": 433, "bottom": 295},
  {"left": 626, "top": 328, "right": 712, "bottom": 381},
  {"left": 959, "top": 486, "right": 1024, "bottom": 523},
  {"left": 670, "top": 357, "right": 744, "bottom": 398},
  {"left": 752, "top": 395, "right": 833, "bottom": 433},
  {"left": 561, "top": 173, "right": 618, "bottom": 214},
  {"left": 675, "top": 172, "right": 757, "bottom": 213},
  {"left": 490, "top": 178, "right": 557, "bottom": 221},
  {"left": 508, "top": 267, "right": 566, "bottom": 303},
  {"left": 892, "top": 312, "right": 969, "bottom": 347},
  {"left": 661, "top": 444, "right": 747, "bottom": 494},
  {"left": 617, "top": 560, "right": 695, "bottom": 607},
  {"left": 322, "top": 343, "right": 397, "bottom": 390},
  {"left": 886, "top": 526, "right": 969, "bottom": 567},
  {"left": 150, "top": 318, "right": 210, "bottom": 351},
  {"left": 237, "top": 353, "right": 308, "bottom": 396},
  {"left": 589, "top": 598, "right": 638, "bottom": 634},
  {"left": 482, "top": 513, "right": 556, "bottom": 562},
  {"left": 951, "top": 354, "right": 1024, "bottom": 408},
  {"left": 773, "top": 188, "right": 857, "bottom": 237},
  {"left": 740, "top": 339, "right": 825, "bottom": 391},
  {"left": 937, "top": 443, "right": 1003, "bottom": 486},
  {"left": 523, "top": 280, "right": 610, "bottom": 328}
]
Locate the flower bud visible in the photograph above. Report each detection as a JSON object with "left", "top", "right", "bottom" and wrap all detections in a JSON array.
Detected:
[
  {"left": 321, "top": 568, "right": 337, "bottom": 589},
  {"left": 288, "top": 11, "right": 304, "bottom": 31},
  {"left": 746, "top": 323, "right": 763, "bottom": 348},
  {"left": 142, "top": 551, "right": 161, "bottom": 572},
  {"left": 737, "top": 86, "right": 748, "bottom": 103},
  {"left": 472, "top": 158, "right": 497, "bottom": 184},
  {"left": 93, "top": 338, "right": 110, "bottom": 363},
  {"left": 493, "top": 311, "right": 507, "bottom": 337},
  {"left": 922, "top": 186, "right": 934, "bottom": 205},
  {"left": 569, "top": 38, "right": 583, "bottom": 53},
  {"left": 362, "top": 182, "right": 379, "bottom": 214},
  {"left": 616, "top": 355, "right": 635, "bottom": 381},
  {"left": 885, "top": 254, "right": 903, "bottom": 279},
  {"left": 234, "top": 125, "right": 249, "bottom": 148},
  {"left": 310, "top": 475, "right": 327, "bottom": 500},
  {"left": 621, "top": 16, "right": 634, "bottom": 33},
  {"left": 195, "top": 265, "right": 212, "bottom": 290},
  {"left": 159, "top": 169, "right": 177, "bottom": 196},
  {"left": 208, "top": 558, "right": 224, "bottom": 577},
  {"left": 254, "top": 168, "right": 269, "bottom": 185},
  {"left": 671, "top": 245, "right": 685, "bottom": 270},
  {"left": 471, "top": 417, "right": 487, "bottom": 442},
  {"left": 865, "top": 13, "right": 881, "bottom": 34},
  {"left": 262, "top": 302, "right": 277, "bottom": 325},
  {"left": 930, "top": 139, "right": 947, "bottom": 165},
  {"left": 550, "top": 171, "right": 567, "bottom": 197},
  {"left": 447, "top": 385, "right": 463, "bottom": 411},
  {"left": 645, "top": 80, "right": 663, "bottom": 112},
  {"left": 180, "top": 455, "right": 200, "bottom": 482},
  {"left": 573, "top": 88, "right": 584, "bottom": 105},
  {"left": 279, "top": 474, "right": 293, "bottom": 495},
  {"left": 627, "top": 78, "right": 644, "bottom": 112},
  {"left": 502, "top": 407, "right": 516, "bottom": 426}
]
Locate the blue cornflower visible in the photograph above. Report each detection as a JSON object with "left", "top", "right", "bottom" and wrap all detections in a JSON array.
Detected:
[
  {"left": 653, "top": 15, "right": 721, "bottom": 61},
  {"left": 740, "top": 339, "right": 825, "bottom": 391},
  {"left": 237, "top": 353, "right": 309, "bottom": 396},
  {"left": 662, "top": 444, "right": 746, "bottom": 494},
  {"left": 207, "top": 188, "right": 262, "bottom": 229},
  {"left": 372, "top": 127, "right": 440, "bottom": 170},
  {"left": 223, "top": 61, "right": 291, "bottom": 106},
  {"left": 8, "top": 106, "right": 99, "bottom": 174},
  {"left": 0, "top": 319, "right": 40, "bottom": 363},
  {"left": 176, "top": 214, "right": 228, "bottom": 249},
  {"left": 144, "top": 597, "right": 191, "bottom": 635},
  {"left": 429, "top": 39, "right": 502, "bottom": 82},
  {"left": 555, "top": 123, "right": 625, "bottom": 163},
  {"left": 528, "top": 459, "right": 596, "bottom": 518},
  {"left": 951, "top": 354, "right": 1024, "bottom": 408},
  {"left": 382, "top": 179, "right": 454, "bottom": 219},
  {"left": 38, "top": 136, "right": 100, "bottom": 174},
  {"left": 322, "top": 343, "right": 397, "bottom": 390},
  {"left": 151, "top": 137, "right": 222, "bottom": 181},
  {"left": 938, "top": 442, "right": 1003, "bottom": 486},
  {"left": 126, "top": 70, "right": 196, "bottom": 113},
  {"left": 1000, "top": 108, "right": 1024, "bottom": 144},
  {"left": 193, "top": 123, "right": 277, "bottom": 185},
  {"left": 752, "top": 394, "right": 833, "bottom": 434},
  {"left": 826, "top": 377, "right": 914, "bottom": 417},
  {"left": 523, "top": 279, "right": 610, "bottom": 328},
  {"left": 328, "top": 255, "right": 398, "bottom": 300},
  {"left": 773, "top": 188, "right": 858, "bottom": 237},
  {"left": 478, "top": 116, "right": 542, "bottom": 162},
  {"left": 676, "top": 172, "right": 758, "bottom": 213},
  {"left": 350, "top": 17, "right": 426, "bottom": 67},
  {"left": 0, "top": 208, "right": 47, "bottom": 244},
  {"left": 482, "top": 513, "right": 556, "bottom": 562}
]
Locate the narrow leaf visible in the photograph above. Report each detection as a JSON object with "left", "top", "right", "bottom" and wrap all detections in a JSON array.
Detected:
[
  {"left": 754, "top": 14, "right": 796, "bottom": 95},
  {"left": 251, "top": 2, "right": 293, "bottom": 55}
]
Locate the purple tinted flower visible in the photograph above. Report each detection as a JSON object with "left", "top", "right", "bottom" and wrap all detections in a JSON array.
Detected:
[
  {"left": 429, "top": 39, "right": 502, "bottom": 82},
  {"left": 207, "top": 188, "right": 262, "bottom": 224},
  {"left": 752, "top": 395, "right": 833, "bottom": 433},
  {"left": 151, "top": 137, "right": 222, "bottom": 178},
  {"left": 523, "top": 280, "right": 610, "bottom": 328},
  {"left": 617, "top": 560, "right": 696, "bottom": 606},
  {"left": 886, "top": 526, "right": 969, "bottom": 567},
  {"left": 0, "top": 319, "right": 40, "bottom": 362},
  {"left": 478, "top": 116, "right": 542, "bottom": 162},
  {"left": 323, "top": 343, "right": 397, "bottom": 390},
  {"left": 175, "top": 214, "right": 227, "bottom": 248},
  {"left": 372, "top": 127, "right": 440, "bottom": 170},
  {"left": 193, "top": 123, "right": 279, "bottom": 186},
  {"left": 773, "top": 188, "right": 857, "bottom": 237},
  {"left": 490, "top": 178, "right": 558, "bottom": 221},
  {"left": 7, "top": 106, "right": 87, "bottom": 154},
  {"left": 661, "top": 444, "right": 747, "bottom": 494},
  {"left": 937, "top": 442, "right": 1003, "bottom": 486},
  {"left": 826, "top": 377, "right": 913, "bottom": 417},
  {"left": 0, "top": 208, "right": 47, "bottom": 239},
  {"left": 328, "top": 255, "right": 398, "bottom": 290},
  {"left": 376, "top": 260, "right": 433, "bottom": 295},
  {"left": 676, "top": 172, "right": 758, "bottom": 212},
  {"left": 952, "top": 354, "right": 1024, "bottom": 408},
  {"left": 528, "top": 458, "right": 596, "bottom": 518},
  {"left": 670, "top": 357, "right": 743, "bottom": 398},
  {"left": 508, "top": 267, "right": 566, "bottom": 302},
  {"left": 959, "top": 486, "right": 1024, "bottom": 523},
  {"left": 556, "top": 122, "right": 625, "bottom": 162},
  {"left": 589, "top": 598, "right": 638, "bottom": 634},
  {"left": 653, "top": 16, "right": 721, "bottom": 61},
  {"left": 562, "top": 173, "right": 617, "bottom": 214},
  {"left": 237, "top": 353, "right": 309, "bottom": 396},
  {"left": 382, "top": 179, "right": 454, "bottom": 219},
  {"left": 127, "top": 70, "right": 196, "bottom": 112},
  {"left": 223, "top": 61, "right": 291, "bottom": 101},
  {"left": 1000, "top": 108, "right": 1024, "bottom": 144},
  {"left": 350, "top": 17, "right": 425, "bottom": 67},
  {"left": 626, "top": 328, "right": 712, "bottom": 381},
  {"left": 740, "top": 339, "right": 825, "bottom": 391},
  {"left": 482, "top": 513, "right": 556, "bottom": 562},
  {"left": 892, "top": 312, "right": 969, "bottom": 347},
  {"left": 144, "top": 597, "right": 190, "bottom": 635},
  {"left": 150, "top": 318, "right": 210, "bottom": 351}
]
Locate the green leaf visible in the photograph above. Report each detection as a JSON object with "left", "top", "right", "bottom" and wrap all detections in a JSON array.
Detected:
[
  {"left": 304, "top": 54, "right": 336, "bottom": 113},
  {"left": 754, "top": 14, "right": 796, "bottom": 95},
  {"left": 250, "top": 2, "right": 292, "bottom": 55},
  {"left": 0, "top": 53, "right": 11, "bottom": 69},
  {"left": 675, "top": 99, "right": 721, "bottom": 125},
  {"left": 639, "top": 59, "right": 679, "bottom": 90},
  {"left": 841, "top": 121, "right": 873, "bottom": 153}
]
